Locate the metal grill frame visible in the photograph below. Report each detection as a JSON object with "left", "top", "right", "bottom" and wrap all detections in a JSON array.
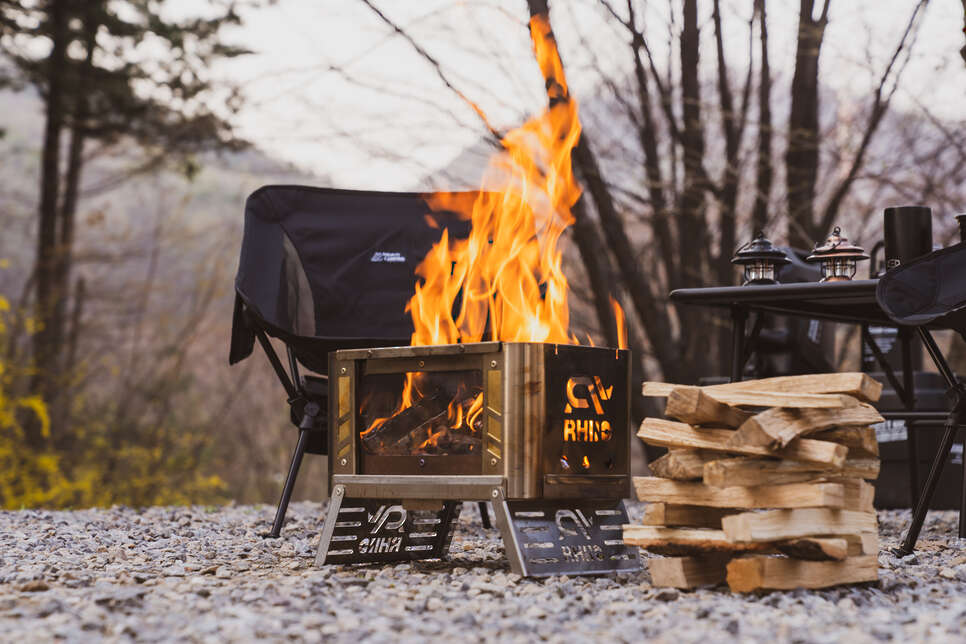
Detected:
[
  {"left": 318, "top": 341, "right": 639, "bottom": 577},
  {"left": 328, "top": 341, "right": 631, "bottom": 500}
]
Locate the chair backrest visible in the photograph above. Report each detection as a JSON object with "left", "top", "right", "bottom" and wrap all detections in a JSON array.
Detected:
[
  {"left": 229, "top": 185, "right": 471, "bottom": 373},
  {"left": 876, "top": 242, "right": 966, "bottom": 330}
]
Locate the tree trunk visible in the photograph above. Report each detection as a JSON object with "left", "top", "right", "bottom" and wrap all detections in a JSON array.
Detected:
[
  {"left": 570, "top": 202, "right": 621, "bottom": 348},
  {"left": 625, "top": 0, "right": 676, "bottom": 291},
  {"left": 753, "top": 0, "right": 773, "bottom": 234},
  {"left": 677, "top": 0, "right": 710, "bottom": 382},
  {"left": 785, "top": 0, "right": 830, "bottom": 249},
  {"left": 55, "top": 275, "right": 85, "bottom": 453},
  {"left": 961, "top": 0, "right": 966, "bottom": 65},
  {"left": 571, "top": 138, "right": 680, "bottom": 380},
  {"left": 523, "top": 0, "right": 619, "bottom": 349},
  {"left": 52, "top": 11, "right": 96, "bottom": 365},
  {"left": 679, "top": 0, "right": 707, "bottom": 287},
  {"left": 712, "top": 0, "right": 739, "bottom": 289},
  {"left": 30, "top": 0, "right": 69, "bottom": 443},
  {"left": 48, "top": 5, "right": 97, "bottom": 435},
  {"left": 711, "top": 0, "right": 743, "bottom": 376},
  {"left": 528, "top": 0, "right": 680, "bottom": 383},
  {"left": 525, "top": 0, "right": 655, "bottom": 434}
]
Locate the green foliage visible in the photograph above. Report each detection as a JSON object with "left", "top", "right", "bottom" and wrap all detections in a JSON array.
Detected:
[
  {"left": 0, "top": 0, "right": 254, "bottom": 508},
  {"left": 0, "top": 0, "right": 252, "bottom": 158},
  {"left": 0, "top": 289, "right": 226, "bottom": 510}
]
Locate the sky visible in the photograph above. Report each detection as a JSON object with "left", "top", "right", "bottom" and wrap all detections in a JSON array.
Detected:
[{"left": 201, "top": 0, "right": 965, "bottom": 191}]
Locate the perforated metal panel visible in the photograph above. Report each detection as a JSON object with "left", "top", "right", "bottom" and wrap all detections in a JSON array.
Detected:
[
  {"left": 315, "top": 487, "right": 460, "bottom": 566},
  {"left": 491, "top": 495, "right": 640, "bottom": 577}
]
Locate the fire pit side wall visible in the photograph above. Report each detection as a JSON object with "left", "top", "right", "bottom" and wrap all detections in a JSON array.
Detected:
[
  {"left": 542, "top": 344, "right": 631, "bottom": 499},
  {"left": 327, "top": 342, "right": 630, "bottom": 500},
  {"left": 504, "top": 343, "right": 544, "bottom": 499},
  {"left": 329, "top": 350, "right": 358, "bottom": 480}
]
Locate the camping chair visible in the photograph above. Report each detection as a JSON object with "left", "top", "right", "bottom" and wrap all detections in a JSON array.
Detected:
[
  {"left": 876, "top": 241, "right": 966, "bottom": 554},
  {"left": 228, "top": 185, "right": 474, "bottom": 537}
]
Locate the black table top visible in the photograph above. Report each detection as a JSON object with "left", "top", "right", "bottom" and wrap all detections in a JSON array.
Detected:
[{"left": 668, "top": 280, "right": 894, "bottom": 326}]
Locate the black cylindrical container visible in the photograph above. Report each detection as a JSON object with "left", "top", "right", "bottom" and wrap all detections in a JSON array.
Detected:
[
  {"left": 884, "top": 206, "right": 932, "bottom": 269},
  {"left": 956, "top": 214, "right": 966, "bottom": 243}
]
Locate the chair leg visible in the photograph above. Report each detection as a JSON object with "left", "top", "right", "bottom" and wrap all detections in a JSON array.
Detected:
[
  {"left": 478, "top": 501, "right": 492, "bottom": 529},
  {"left": 960, "top": 431, "right": 966, "bottom": 539},
  {"left": 899, "top": 420, "right": 961, "bottom": 555},
  {"left": 901, "top": 329, "right": 919, "bottom": 506},
  {"left": 730, "top": 307, "right": 747, "bottom": 383},
  {"left": 266, "top": 429, "right": 310, "bottom": 539},
  {"left": 906, "top": 428, "right": 920, "bottom": 508}
]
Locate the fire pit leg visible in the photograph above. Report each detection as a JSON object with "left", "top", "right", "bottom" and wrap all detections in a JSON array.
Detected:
[
  {"left": 478, "top": 502, "right": 492, "bottom": 529},
  {"left": 490, "top": 489, "right": 641, "bottom": 578},
  {"left": 315, "top": 486, "right": 462, "bottom": 566}
]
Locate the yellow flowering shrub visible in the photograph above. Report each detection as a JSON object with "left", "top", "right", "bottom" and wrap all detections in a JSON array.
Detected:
[{"left": 0, "top": 291, "right": 226, "bottom": 509}]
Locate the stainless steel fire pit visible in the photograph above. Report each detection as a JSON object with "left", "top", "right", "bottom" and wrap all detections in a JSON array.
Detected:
[{"left": 315, "top": 342, "right": 641, "bottom": 577}]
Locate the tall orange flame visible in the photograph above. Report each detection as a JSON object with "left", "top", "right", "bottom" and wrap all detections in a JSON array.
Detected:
[
  {"left": 362, "top": 15, "right": 627, "bottom": 439},
  {"left": 611, "top": 297, "right": 628, "bottom": 350},
  {"left": 408, "top": 15, "right": 583, "bottom": 347}
]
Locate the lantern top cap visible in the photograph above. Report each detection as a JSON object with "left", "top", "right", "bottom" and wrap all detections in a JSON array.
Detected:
[
  {"left": 806, "top": 226, "right": 869, "bottom": 262},
  {"left": 731, "top": 231, "right": 791, "bottom": 266}
]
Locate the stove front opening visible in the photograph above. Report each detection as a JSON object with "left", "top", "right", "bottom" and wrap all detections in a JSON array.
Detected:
[{"left": 358, "top": 369, "right": 484, "bottom": 475}]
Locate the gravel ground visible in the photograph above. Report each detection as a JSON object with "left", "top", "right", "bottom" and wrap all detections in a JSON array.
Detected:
[{"left": 1, "top": 501, "right": 964, "bottom": 643}]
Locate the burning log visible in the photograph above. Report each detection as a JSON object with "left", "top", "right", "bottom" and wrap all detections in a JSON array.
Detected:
[
  {"left": 361, "top": 389, "right": 447, "bottom": 453},
  {"left": 363, "top": 388, "right": 484, "bottom": 456},
  {"left": 417, "top": 429, "right": 480, "bottom": 455}
]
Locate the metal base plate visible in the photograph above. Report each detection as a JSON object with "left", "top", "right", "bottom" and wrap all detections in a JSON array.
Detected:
[
  {"left": 491, "top": 494, "right": 641, "bottom": 577},
  {"left": 315, "top": 486, "right": 460, "bottom": 566},
  {"left": 314, "top": 487, "right": 641, "bottom": 577}
]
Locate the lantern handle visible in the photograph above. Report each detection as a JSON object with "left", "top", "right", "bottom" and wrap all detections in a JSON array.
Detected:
[{"left": 734, "top": 230, "right": 765, "bottom": 255}]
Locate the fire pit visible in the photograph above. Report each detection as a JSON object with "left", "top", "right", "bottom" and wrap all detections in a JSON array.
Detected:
[
  {"left": 301, "top": 15, "right": 641, "bottom": 577},
  {"left": 315, "top": 341, "right": 641, "bottom": 576}
]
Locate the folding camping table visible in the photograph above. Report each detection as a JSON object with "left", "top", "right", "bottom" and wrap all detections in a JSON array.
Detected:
[{"left": 668, "top": 279, "right": 965, "bottom": 550}]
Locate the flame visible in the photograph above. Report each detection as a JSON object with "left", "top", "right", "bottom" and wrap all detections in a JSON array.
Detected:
[
  {"left": 465, "top": 393, "right": 484, "bottom": 430},
  {"left": 408, "top": 14, "right": 582, "bottom": 347},
  {"left": 362, "top": 16, "right": 625, "bottom": 439},
  {"left": 446, "top": 388, "right": 485, "bottom": 431},
  {"left": 610, "top": 298, "right": 627, "bottom": 350},
  {"left": 359, "top": 371, "right": 424, "bottom": 438},
  {"left": 419, "top": 430, "right": 447, "bottom": 451},
  {"left": 448, "top": 397, "right": 463, "bottom": 429}
]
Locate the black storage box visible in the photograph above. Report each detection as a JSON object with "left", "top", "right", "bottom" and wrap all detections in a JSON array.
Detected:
[{"left": 871, "top": 371, "right": 963, "bottom": 509}]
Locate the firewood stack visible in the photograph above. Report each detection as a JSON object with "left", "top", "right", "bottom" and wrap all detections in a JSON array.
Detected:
[{"left": 623, "top": 373, "right": 885, "bottom": 592}]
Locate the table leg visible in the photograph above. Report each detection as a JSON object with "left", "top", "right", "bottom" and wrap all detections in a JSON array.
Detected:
[
  {"left": 731, "top": 307, "right": 747, "bottom": 383},
  {"left": 961, "top": 435, "right": 966, "bottom": 538},
  {"left": 901, "top": 327, "right": 919, "bottom": 506},
  {"left": 900, "top": 419, "right": 960, "bottom": 555},
  {"left": 899, "top": 327, "right": 965, "bottom": 553}
]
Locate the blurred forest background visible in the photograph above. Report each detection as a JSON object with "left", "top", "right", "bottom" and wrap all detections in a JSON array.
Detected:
[{"left": 1, "top": 0, "right": 965, "bottom": 510}]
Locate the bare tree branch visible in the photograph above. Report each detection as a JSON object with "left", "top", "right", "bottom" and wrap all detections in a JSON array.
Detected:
[
  {"left": 599, "top": 0, "right": 722, "bottom": 202},
  {"left": 622, "top": 0, "right": 676, "bottom": 290},
  {"left": 359, "top": 0, "right": 504, "bottom": 145},
  {"left": 818, "top": 0, "right": 928, "bottom": 234}
]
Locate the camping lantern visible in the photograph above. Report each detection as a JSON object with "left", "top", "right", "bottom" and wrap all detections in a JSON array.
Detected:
[
  {"left": 806, "top": 226, "right": 869, "bottom": 282},
  {"left": 731, "top": 232, "right": 791, "bottom": 285}
]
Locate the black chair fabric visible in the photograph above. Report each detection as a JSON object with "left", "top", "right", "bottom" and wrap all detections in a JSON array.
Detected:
[
  {"left": 876, "top": 242, "right": 966, "bottom": 330},
  {"left": 229, "top": 185, "right": 471, "bottom": 373}
]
